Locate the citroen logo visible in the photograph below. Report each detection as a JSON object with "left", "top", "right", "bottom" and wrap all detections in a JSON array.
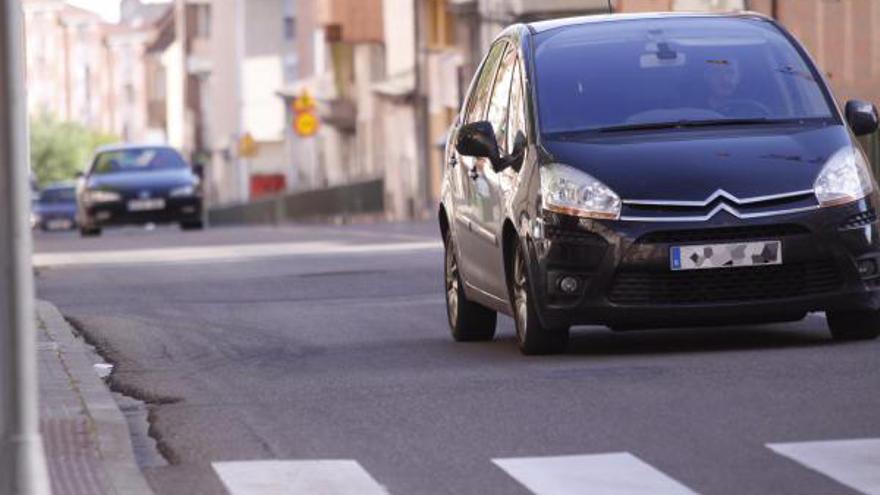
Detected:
[{"left": 139, "top": 190, "right": 151, "bottom": 199}]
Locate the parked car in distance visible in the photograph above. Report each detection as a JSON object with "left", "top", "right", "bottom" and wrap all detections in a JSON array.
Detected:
[
  {"left": 439, "top": 12, "right": 880, "bottom": 355},
  {"left": 33, "top": 182, "right": 78, "bottom": 231},
  {"left": 76, "top": 144, "right": 203, "bottom": 237}
]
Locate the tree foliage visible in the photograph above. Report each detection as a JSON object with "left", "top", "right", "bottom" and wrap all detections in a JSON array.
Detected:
[{"left": 29, "top": 115, "right": 117, "bottom": 186}]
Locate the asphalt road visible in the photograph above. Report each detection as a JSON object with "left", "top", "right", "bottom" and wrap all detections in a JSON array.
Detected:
[{"left": 34, "top": 222, "right": 880, "bottom": 495}]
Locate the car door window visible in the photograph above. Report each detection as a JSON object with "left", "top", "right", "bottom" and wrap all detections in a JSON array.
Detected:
[
  {"left": 464, "top": 42, "right": 508, "bottom": 124},
  {"left": 506, "top": 59, "right": 526, "bottom": 154},
  {"left": 486, "top": 45, "right": 517, "bottom": 154}
]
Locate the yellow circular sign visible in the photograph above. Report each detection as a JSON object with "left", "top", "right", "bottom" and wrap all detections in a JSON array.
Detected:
[
  {"left": 239, "top": 132, "right": 258, "bottom": 157},
  {"left": 294, "top": 112, "right": 319, "bottom": 137}
]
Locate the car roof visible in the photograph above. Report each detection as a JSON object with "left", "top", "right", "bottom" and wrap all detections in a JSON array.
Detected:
[
  {"left": 94, "top": 143, "right": 179, "bottom": 154},
  {"left": 527, "top": 11, "right": 772, "bottom": 34}
]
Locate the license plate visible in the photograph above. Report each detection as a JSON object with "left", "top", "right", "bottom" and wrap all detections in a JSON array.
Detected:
[
  {"left": 46, "top": 218, "right": 72, "bottom": 230},
  {"left": 127, "top": 198, "right": 165, "bottom": 212},
  {"left": 670, "top": 240, "right": 781, "bottom": 271}
]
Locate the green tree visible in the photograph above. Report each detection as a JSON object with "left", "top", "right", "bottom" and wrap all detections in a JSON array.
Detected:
[{"left": 29, "top": 115, "right": 117, "bottom": 187}]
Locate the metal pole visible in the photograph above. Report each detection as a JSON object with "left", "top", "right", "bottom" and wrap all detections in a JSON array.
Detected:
[
  {"left": 413, "top": 0, "right": 431, "bottom": 218},
  {"left": 0, "top": 1, "right": 50, "bottom": 494}
]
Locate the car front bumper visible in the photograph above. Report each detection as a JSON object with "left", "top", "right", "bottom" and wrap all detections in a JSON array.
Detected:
[
  {"left": 83, "top": 197, "right": 202, "bottom": 227},
  {"left": 528, "top": 197, "right": 880, "bottom": 329}
]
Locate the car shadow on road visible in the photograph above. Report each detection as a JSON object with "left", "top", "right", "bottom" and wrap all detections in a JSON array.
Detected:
[{"left": 559, "top": 315, "right": 837, "bottom": 357}]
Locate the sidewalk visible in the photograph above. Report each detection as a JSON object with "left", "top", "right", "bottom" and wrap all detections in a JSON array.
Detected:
[{"left": 37, "top": 300, "right": 153, "bottom": 495}]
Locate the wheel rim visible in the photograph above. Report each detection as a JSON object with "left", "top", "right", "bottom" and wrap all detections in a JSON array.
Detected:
[
  {"left": 445, "top": 241, "right": 460, "bottom": 325},
  {"left": 513, "top": 246, "right": 529, "bottom": 343}
]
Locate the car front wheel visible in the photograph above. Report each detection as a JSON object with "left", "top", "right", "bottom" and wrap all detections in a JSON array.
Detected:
[
  {"left": 511, "top": 240, "right": 569, "bottom": 355},
  {"left": 444, "top": 230, "right": 496, "bottom": 342},
  {"left": 826, "top": 310, "right": 880, "bottom": 341}
]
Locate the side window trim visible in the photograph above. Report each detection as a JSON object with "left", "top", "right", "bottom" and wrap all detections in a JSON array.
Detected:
[{"left": 463, "top": 40, "right": 509, "bottom": 124}]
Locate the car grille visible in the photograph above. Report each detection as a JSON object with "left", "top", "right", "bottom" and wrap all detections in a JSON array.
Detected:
[
  {"left": 608, "top": 260, "right": 842, "bottom": 305},
  {"left": 638, "top": 224, "right": 809, "bottom": 244}
]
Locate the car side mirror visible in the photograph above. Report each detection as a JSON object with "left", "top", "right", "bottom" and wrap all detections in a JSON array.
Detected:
[
  {"left": 456, "top": 121, "right": 501, "bottom": 167},
  {"left": 845, "top": 100, "right": 879, "bottom": 136}
]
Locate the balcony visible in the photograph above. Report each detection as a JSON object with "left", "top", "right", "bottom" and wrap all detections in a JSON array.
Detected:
[{"left": 318, "top": 98, "right": 357, "bottom": 133}]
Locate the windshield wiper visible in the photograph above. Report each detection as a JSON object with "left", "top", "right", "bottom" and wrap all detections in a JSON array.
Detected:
[{"left": 597, "top": 118, "right": 783, "bottom": 133}]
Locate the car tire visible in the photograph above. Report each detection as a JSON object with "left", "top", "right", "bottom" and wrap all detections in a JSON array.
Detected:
[
  {"left": 826, "top": 310, "right": 880, "bottom": 341},
  {"left": 79, "top": 226, "right": 102, "bottom": 237},
  {"left": 444, "top": 229, "right": 497, "bottom": 342},
  {"left": 511, "top": 240, "right": 569, "bottom": 355},
  {"left": 181, "top": 220, "right": 204, "bottom": 231}
]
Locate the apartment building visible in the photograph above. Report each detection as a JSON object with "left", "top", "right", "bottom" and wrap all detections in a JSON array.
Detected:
[
  {"left": 24, "top": 1, "right": 111, "bottom": 129},
  {"left": 23, "top": 0, "right": 170, "bottom": 142},
  {"left": 277, "top": 0, "right": 428, "bottom": 219},
  {"left": 172, "top": 0, "right": 295, "bottom": 205}
]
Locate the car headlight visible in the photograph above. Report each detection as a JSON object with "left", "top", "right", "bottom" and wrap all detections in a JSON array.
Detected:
[
  {"left": 814, "top": 146, "right": 875, "bottom": 207},
  {"left": 86, "top": 190, "right": 121, "bottom": 203},
  {"left": 540, "top": 163, "right": 621, "bottom": 220},
  {"left": 169, "top": 185, "right": 196, "bottom": 197}
]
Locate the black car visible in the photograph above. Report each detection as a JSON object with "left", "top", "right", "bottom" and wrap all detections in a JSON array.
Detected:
[
  {"left": 438, "top": 13, "right": 880, "bottom": 355},
  {"left": 33, "top": 182, "right": 78, "bottom": 231},
  {"left": 77, "top": 145, "right": 203, "bottom": 236}
]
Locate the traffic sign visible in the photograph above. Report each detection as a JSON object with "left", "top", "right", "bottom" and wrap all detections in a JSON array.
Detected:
[
  {"left": 238, "top": 132, "right": 258, "bottom": 157},
  {"left": 294, "top": 112, "right": 319, "bottom": 137},
  {"left": 293, "top": 90, "right": 316, "bottom": 114}
]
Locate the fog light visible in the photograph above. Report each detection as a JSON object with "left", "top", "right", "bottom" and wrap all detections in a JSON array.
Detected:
[
  {"left": 857, "top": 259, "right": 877, "bottom": 277},
  {"left": 558, "top": 276, "right": 580, "bottom": 294}
]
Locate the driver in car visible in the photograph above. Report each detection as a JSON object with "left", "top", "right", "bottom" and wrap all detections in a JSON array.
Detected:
[{"left": 704, "top": 58, "right": 746, "bottom": 116}]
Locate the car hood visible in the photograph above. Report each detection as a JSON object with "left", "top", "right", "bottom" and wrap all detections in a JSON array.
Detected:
[
  {"left": 541, "top": 124, "right": 852, "bottom": 201},
  {"left": 87, "top": 168, "right": 195, "bottom": 191}
]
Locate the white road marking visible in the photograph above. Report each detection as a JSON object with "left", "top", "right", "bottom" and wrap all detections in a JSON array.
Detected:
[
  {"left": 767, "top": 438, "right": 880, "bottom": 494},
  {"left": 213, "top": 460, "right": 389, "bottom": 495},
  {"left": 33, "top": 240, "right": 442, "bottom": 267},
  {"left": 493, "top": 452, "right": 699, "bottom": 495}
]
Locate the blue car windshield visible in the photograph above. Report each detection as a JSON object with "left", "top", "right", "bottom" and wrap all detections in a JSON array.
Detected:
[
  {"left": 533, "top": 17, "right": 834, "bottom": 135},
  {"left": 39, "top": 187, "right": 76, "bottom": 203},
  {"left": 91, "top": 148, "right": 188, "bottom": 174}
]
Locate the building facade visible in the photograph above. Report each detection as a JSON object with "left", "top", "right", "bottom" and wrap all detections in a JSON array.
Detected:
[{"left": 23, "top": 0, "right": 170, "bottom": 142}]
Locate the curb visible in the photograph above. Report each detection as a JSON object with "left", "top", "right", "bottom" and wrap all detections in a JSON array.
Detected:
[{"left": 37, "top": 300, "right": 155, "bottom": 495}]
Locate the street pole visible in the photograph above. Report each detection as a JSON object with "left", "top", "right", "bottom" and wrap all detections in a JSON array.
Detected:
[
  {"left": 413, "top": 0, "right": 431, "bottom": 219},
  {"left": 0, "top": 1, "right": 50, "bottom": 494}
]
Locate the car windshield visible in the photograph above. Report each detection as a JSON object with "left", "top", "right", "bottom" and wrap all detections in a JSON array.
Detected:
[
  {"left": 534, "top": 17, "right": 834, "bottom": 135},
  {"left": 38, "top": 187, "right": 76, "bottom": 203},
  {"left": 91, "top": 148, "right": 188, "bottom": 175}
]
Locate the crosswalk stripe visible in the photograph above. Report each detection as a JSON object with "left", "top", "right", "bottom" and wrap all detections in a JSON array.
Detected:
[
  {"left": 212, "top": 460, "right": 389, "bottom": 495},
  {"left": 492, "top": 452, "right": 699, "bottom": 495},
  {"left": 767, "top": 438, "right": 880, "bottom": 495}
]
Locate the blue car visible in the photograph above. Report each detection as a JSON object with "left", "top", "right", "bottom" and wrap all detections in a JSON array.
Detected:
[
  {"left": 76, "top": 144, "right": 203, "bottom": 236},
  {"left": 33, "top": 183, "right": 78, "bottom": 231}
]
